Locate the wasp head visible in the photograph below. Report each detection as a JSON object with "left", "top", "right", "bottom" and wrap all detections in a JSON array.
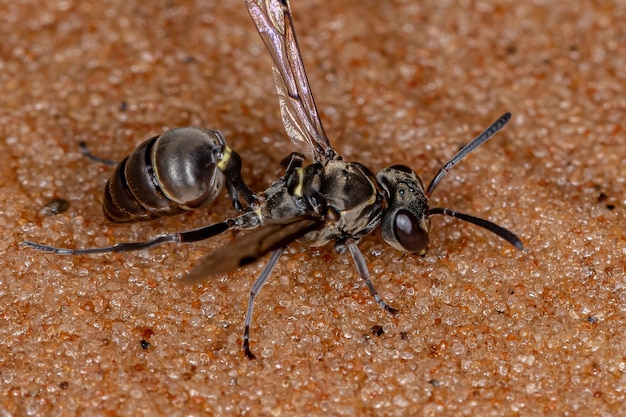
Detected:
[{"left": 376, "top": 165, "right": 430, "bottom": 254}]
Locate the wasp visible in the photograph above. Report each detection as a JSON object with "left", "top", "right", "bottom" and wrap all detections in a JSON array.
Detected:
[{"left": 24, "top": 0, "right": 523, "bottom": 359}]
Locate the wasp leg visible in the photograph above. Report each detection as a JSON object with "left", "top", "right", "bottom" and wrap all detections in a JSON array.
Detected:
[
  {"left": 21, "top": 220, "right": 234, "bottom": 255},
  {"left": 78, "top": 142, "right": 118, "bottom": 166},
  {"left": 242, "top": 248, "right": 284, "bottom": 359},
  {"left": 346, "top": 240, "right": 399, "bottom": 315},
  {"left": 214, "top": 145, "right": 260, "bottom": 212},
  {"left": 280, "top": 152, "right": 305, "bottom": 175}
]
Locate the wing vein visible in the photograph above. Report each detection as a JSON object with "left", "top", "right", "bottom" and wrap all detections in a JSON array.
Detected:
[{"left": 245, "top": 0, "right": 337, "bottom": 161}]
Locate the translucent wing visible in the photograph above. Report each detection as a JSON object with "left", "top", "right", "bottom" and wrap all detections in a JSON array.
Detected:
[
  {"left": 245, "top": 0, "right": 337, "bottom": 161},
  {"left": 183, "top": 216, "right": 323, "bottom": 284}
]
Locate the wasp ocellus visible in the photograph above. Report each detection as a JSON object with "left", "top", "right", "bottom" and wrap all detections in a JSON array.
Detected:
[{"left": 23, "top": 0, "right": 523, "bottom": 359}]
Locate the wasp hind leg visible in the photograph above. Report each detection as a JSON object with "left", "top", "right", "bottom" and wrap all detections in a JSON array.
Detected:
[
  {"left": 21, "top": 219, "right": 235, "bottom": 255},
  {"left": 78, "top": 141, "right": 118, "bottom": 166},
  {"left": 280, "top": 152, "right": 305, "bottom": 175}
]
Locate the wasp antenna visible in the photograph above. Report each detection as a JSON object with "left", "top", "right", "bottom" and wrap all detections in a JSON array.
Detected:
[
  {"left": 426, "top": 112, "right": 512, "bottom": 197},
  {"left": 429, "top": 207, "right": 523, "bottom": 250}
]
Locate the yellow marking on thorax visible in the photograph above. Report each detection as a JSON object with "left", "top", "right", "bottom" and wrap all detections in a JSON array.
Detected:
[
  {"left": 253, "top": 206, "right": 264, "bottom": 221},
  {"left": 292, "top": 167, "right": 306, "bottom": 198}
]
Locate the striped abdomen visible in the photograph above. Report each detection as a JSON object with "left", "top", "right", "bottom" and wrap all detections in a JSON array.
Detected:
[{"left": 103, "top": 127, "right": 227, "bottom": 222}]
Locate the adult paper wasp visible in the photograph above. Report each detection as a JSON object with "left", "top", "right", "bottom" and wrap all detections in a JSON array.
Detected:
[{"left": 24, "top": 0, "right": 523, "bottom": 358}]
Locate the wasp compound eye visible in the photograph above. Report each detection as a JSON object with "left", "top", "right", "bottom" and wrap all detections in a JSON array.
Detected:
[{"left": 394, "top": 209, "right": 429, "bottom": 254}]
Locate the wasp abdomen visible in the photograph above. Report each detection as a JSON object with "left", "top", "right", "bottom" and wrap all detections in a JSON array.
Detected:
[{"left": 103, "top": 127, "right": 227, "bottom": 223}]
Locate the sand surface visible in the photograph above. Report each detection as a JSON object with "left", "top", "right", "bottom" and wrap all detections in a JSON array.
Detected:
[{"left": 1, "top": 0, "right": 624, "bottom": 415}]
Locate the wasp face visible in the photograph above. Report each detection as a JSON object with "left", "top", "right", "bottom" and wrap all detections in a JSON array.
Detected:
[{"left": 376, "top": 165, "right": 430, "bottom": 254}]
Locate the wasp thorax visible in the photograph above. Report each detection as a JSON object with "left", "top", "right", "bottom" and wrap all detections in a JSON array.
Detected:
[{"left": 376, "top": 165, "right": 430, "bottom": 254}]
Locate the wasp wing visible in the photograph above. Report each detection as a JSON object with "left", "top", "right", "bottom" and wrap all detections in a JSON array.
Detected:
[
  {"left": 182, "top": 216, "right": 323, "bottom": 284},
  {"left": 245, "top": 0, "right": 337, "bottom": 161}
]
